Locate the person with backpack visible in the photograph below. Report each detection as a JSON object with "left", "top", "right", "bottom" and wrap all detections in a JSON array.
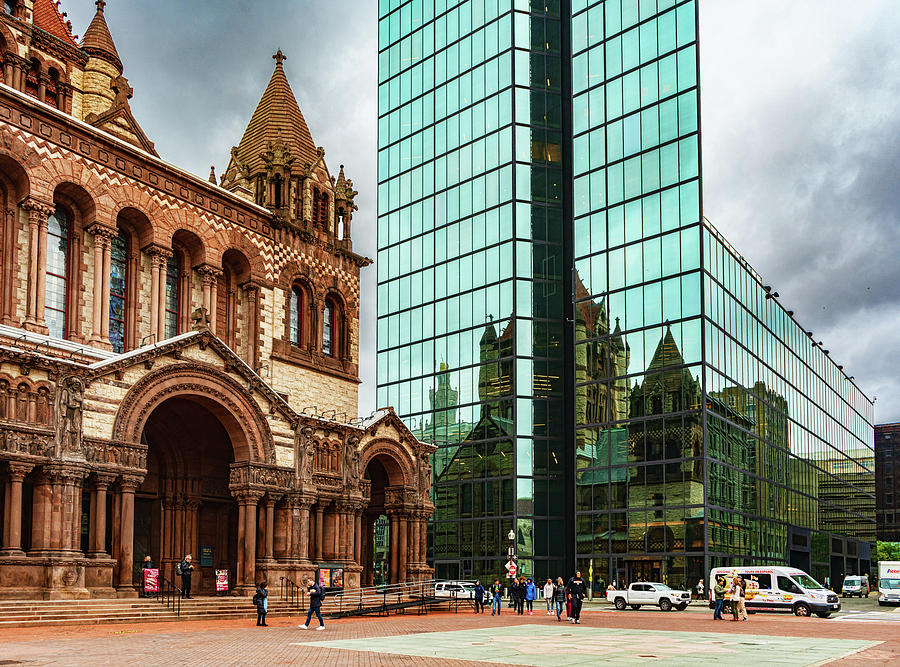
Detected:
[
  {"left": 566, "top": 570, "right": 587, "bottom": 624},
  {"left": 299, "top": 576, "right": 325, "bottom": 630},
  {"left": 176, "top": 554, "right": 193, "bottom": 599},
  {"left": 553, "top": 577, "right": 567, "bottom": 621},
  {"left": 525, "top": 578, "right": 537, "bottom": 615},
  {"left": 490, "top": 578, "right": 503, "bottom": 616},
  {"left": 253, "top": 580, "right": 268, "bottom": 626},
  {"left": 713, "top": 576, "right": 727, "bottom": 620}
]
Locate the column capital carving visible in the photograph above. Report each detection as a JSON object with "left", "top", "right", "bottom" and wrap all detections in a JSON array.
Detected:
[
  {"left": 20, "top": 197, "right": 55, "bottom": 217},
  {"left": 233, "top": 489, "right": 264, "bottom": 504},
  {"left": 86, "top": 222, "right": 118, "bottom": 243},
  {"left": 6, "top": 461, "right": 34, "bottom": 480},
  {"left": 143, "top": 243, "right": 174, "bottom": 263},
  {"left": 197, "top": 263, "right": 223, "bottom": 285},
  {"left": 93, "top": 472, "right": 118, "bottom": 489},
  {"left": 40, "top": 464, "right": 89, "bottom": 484},
  {"left": 118, "top": 474, "right": 144, "bottom": 492}
]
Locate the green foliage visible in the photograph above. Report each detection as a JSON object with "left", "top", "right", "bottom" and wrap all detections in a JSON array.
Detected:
[{"left": 874, "top": 541, "right": 900, "bottom": 565}]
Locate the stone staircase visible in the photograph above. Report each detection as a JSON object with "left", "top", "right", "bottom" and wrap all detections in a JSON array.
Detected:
[{"left": 0, "top": 596, "right": 302, "bottom": 628}]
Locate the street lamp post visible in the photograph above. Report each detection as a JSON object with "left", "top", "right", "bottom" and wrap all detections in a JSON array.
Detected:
[{"left": 507, "top": 528, "right": 516, "bottom": 608}]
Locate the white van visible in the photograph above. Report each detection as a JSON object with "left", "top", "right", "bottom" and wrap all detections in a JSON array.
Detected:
[
  {"left": 710, "top": 566, "right": 841, "bottom": 618},
  {"left": 433, "top": 581, "right": 478, "bottom": 599}
]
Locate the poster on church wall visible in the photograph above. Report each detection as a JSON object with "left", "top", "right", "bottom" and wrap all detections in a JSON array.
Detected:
[
  {"left": 330, "top": 568, "right": 344, "bottom": 589},
  {"left": 143, "top": 568, "right": 159, "bottom": 593},
  {"left": 215, "top": 569, "right": 229, "bottom": 592}
]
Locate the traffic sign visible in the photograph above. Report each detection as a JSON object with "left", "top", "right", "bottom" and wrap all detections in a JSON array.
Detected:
[{"left": 507, "top": 562, "right": 517, "bottom": 578}]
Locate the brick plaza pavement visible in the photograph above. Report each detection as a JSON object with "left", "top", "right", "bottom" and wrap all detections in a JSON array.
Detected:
[{"left": 1, "top": 606, "right": 898, "bottom": 666}]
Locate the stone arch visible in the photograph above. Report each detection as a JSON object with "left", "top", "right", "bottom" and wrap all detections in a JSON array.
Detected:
[
  {"left": 107, "top": 185, "right": 168, "bottom": 243},
  {"left": 29, "top": 158, "right": 112, "bottom": 213},
  {"left": 222, "top": 228, "right": 267, "bottom": 282},
  {"left": 360, "top": 438, "right": 416, "bottom": 488},
  {"left": 160, "top": 208, "right": 217, "bottom": 263},
  {"left": 113, "top": 362, "right": 275, "bottom": 464}
]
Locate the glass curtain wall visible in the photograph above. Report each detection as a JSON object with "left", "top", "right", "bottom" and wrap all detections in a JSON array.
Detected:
[
  {"left": 571, "top": 0, "right": 703, "bottom": 591},
  {"left": 377, "top": 0, "right": 567, "bottom": 583}
]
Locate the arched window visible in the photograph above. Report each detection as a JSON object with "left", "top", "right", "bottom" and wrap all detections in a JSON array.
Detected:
[
  {"left": 45, "top": 68, "right": 59, "bottom": 109},
  {"left": 317, "top": 191, "right": 329, "bottom": 227},
  {"left": 273, "top": 174, "right": 283, "bottom": 208},
  {"left": 163, "top": 253, "right": 179, "bottom": 338},
  {"left": 322, "top": 299, "right": 335, "bottom": 356},
  {"left": 45, "top": 206, "right": 68, "bottom": 339},
  {"left": 108, "top": 229, "right": 128, "bottom": 353},
  {"left": 24, "top": 58, "right": 39, "bottom": 98},
  {"left": 289, "top": 285, "right": 303, "bottom": 345}
]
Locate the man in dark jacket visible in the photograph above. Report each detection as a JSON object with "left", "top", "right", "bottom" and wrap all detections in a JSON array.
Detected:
[
  {"left": 254, "top": 580, "right": 268, "bottom": 626},
  {"left": 567, "top": 571, "right": 587, "bottom": 624},
  {"left": 490, "top": 579, "right": 503, "bottom": 616},
  {"left": 299, "top": 576, "right": 325, "bottom": 630},
  {"left": 473, "top": 580, "right": 486, "bottom": 614},
  {"left": 179, "top": 554, "right": 194, "bottom": 599}
]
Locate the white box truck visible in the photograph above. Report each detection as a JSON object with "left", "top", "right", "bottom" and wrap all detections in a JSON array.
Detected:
[{"left": 878, "top": 561, "right": 900, "bottom": 606}]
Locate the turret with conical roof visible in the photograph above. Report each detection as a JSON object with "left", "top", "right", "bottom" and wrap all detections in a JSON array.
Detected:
[{"left": 220, "top": 51, "right": 357, "bottom": 246}]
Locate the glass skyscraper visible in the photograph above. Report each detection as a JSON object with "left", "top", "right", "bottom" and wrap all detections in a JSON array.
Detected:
[{"left": 377, "top": 0, "right": 875, "bottom": 589}]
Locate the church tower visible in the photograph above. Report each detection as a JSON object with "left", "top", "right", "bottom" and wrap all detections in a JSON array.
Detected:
[{"left": 220, "top": 51, "right": 357, "bottom": 249}]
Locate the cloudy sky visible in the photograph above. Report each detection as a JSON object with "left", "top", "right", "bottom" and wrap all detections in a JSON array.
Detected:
[{"left": 59, "top": 1, "right": 900, "bottom": 424}]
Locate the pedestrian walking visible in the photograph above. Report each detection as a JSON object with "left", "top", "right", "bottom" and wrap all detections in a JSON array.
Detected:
[
  {"left": 713, "top": 577, "right": 726, "bottom": 620},
  {"left": 177, "top": 554, "right": 193, "bottom": 599},
  {"left": 567, "top": 570, "right": 587, "bottom": 624},
  {"left": 141, "top": 555, "right": 153, "bottom": 598},
  {"left": 299, "top": 576, "right": 325, "bottom": 630},
  {"left": 543, "top": 579, "right": 554, "bottom": 615},
  {"left": 490, "top": 578, "right": 503, "bottom": 616},
  {"left": 474, "top": 580, "right": 486, "bottom": 614},
  {"left": 553, "top": 577, "right": 566, "bottom": 621},
  {"left": 512, "top": 577, "right": 524, "bottom": 615},
  {"left": 254, "top": 580, "right": 269, "bottom": 626},
  {"left": 525, "top": 578, "right": 536, "bottom": 615}
]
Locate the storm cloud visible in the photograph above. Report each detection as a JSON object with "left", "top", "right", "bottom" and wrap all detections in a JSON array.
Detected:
[{"left": 59, "top": 1, "right": 900, "bottom": 424}]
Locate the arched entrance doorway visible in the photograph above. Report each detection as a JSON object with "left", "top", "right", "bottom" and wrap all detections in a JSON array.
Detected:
[
  {"left": 135, "top": 396, "right": 239, "bottom": 594},
  {"left": 362, "top": 452, "right": 419, "bottom": 586}
]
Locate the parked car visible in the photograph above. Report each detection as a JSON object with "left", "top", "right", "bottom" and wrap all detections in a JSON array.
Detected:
[
  {"left": 841, "top": 575, "right": 869, "bottom": 598},
  {"left": 710, "top": 566, "right": 840, "bottom": 618},
  {"left": 434, "top": 581, "right": 477, "bottom": 599},
  {"left": 606, "top": 582, "right": 691, "bottom": 611}
]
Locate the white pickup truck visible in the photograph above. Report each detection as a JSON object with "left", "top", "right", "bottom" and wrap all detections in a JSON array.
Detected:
[{"left": 607, "top": 582, "right": 692, "bottom": 611}]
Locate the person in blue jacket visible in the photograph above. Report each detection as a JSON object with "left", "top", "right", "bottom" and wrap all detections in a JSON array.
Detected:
[
  {"left": 525, "top": 578, "right": 537, "bottom": 615},
  {"left": 299, "top": 576, "right": 325, "bottom": 630},
  {"left": 473, "top": 580, "right": 486, "bottom": 614}
]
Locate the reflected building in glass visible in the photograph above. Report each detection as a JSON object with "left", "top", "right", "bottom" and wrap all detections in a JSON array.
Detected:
[{"left": 378, "top": 0, "right": 875, "bottom": 588}]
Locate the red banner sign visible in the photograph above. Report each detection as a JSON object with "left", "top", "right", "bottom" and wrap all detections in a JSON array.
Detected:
[
  {"left": 215, "top": 569, "right": 229, "bottom": 592},
  {"left": 143, "top": 568, "right": 159, "bottom": 593}
]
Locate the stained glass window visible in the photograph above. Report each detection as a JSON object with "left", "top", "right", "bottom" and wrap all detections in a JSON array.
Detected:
[
  {"left": 164, "top": 253, "right": 179, "bottom": 339},
  {"left": 322, "top": 300, "right": 334, "bottom": 356},
  {"left": 290, "top": 286, "right": 302, "bottom": 345},
  {"left": 45, "top": 205, "right": 68, "bottom": 339},
  {"left": 109, "top": 230, "right": 127, "bottom": 353}
]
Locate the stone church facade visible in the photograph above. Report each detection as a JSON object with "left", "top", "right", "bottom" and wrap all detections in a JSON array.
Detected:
[{"left": 0, "top": 1, "right": 432, "bottom": 599}]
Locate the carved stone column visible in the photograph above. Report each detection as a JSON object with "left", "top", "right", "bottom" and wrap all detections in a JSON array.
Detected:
[
  {"left": 419, "top": 514, "right": 429, "bottom": 567},
  {"left": 145, "top": 246, "right": 172, "bottom": 342},
  {"left": 88, "top": 473, "right": 116, "bottom": 558},
  {"left": 263, "top": 496, "right": 276, "bottom": 562},
  {"left": 87, "top": 224, "right": 117, "bottom": 347},
  {"left": 197, "top": 265, "right": 221, "bottom": 332},
  {"left": 298, "top": 498, "right": 312, "bottom": 562},
  {"left": 408, "top": 512, "right": 419, "bottom": 566},
  {"left": 389, "top": 512, "right": 399, "bottom": 584},
  {"left": 1, "top": 208, "right": 17, "bottom": 325},
  {"left": 244, "top": 283, "right": 260, "bottom": 370},
  {"left": 117, "top": 475, "right": 142, "bottom": 594},
  {"left": 1, "top": 462, "right": 33, "bottom": 556},
  {"left": 22, "top": 198, "right": 54, "bottom": 333},
  {"left": 235, "top": 490, "right": 262, "bottom": 592},
  {"left": 353, "top": 509, "right": 363, "bottom": 566},
  {"left": 398, "top": 512, "right": 409, "bottom": 583},
  {"left": 314, "top": 503, "right": 324, "bottom": 562}
]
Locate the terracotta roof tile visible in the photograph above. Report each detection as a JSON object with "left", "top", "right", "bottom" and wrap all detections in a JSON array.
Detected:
[
  {"left": 32, "top": 0, "right": 78, "bottom": 47},
  {"left": 234, "top": 52, "right": 319, "bottom": 174},
  {"left": 80, "top": 1, "right": 122, "bottom": 71}
]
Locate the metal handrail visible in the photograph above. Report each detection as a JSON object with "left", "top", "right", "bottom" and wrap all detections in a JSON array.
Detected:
[
  {"left": 279, "top": 576, "right": 306, "bottom": 611},
  {"left": 153, "top": 574, "right": 182, "bottom": 616}
]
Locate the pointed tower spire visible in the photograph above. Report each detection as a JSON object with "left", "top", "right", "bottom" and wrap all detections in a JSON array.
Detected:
[
  {"left": 81, "top": 0, "right": 122, "bottom": 72},
  {"left": 208, "top": 166, "right": 217, "bottom": 184}
]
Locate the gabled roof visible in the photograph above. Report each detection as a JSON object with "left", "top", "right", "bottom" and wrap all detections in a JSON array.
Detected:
[
  {"left": 33, "top": 0, "right": 78, "bottom": 47},
  {"left": 233, "top": 51, "right": 319, "bottom": 174},
  {"left": 80, "top": 1, "right": 122, "bottom": 71},
  {"left": 87, "top": 101, "right": 157, "bottom": 155}
]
